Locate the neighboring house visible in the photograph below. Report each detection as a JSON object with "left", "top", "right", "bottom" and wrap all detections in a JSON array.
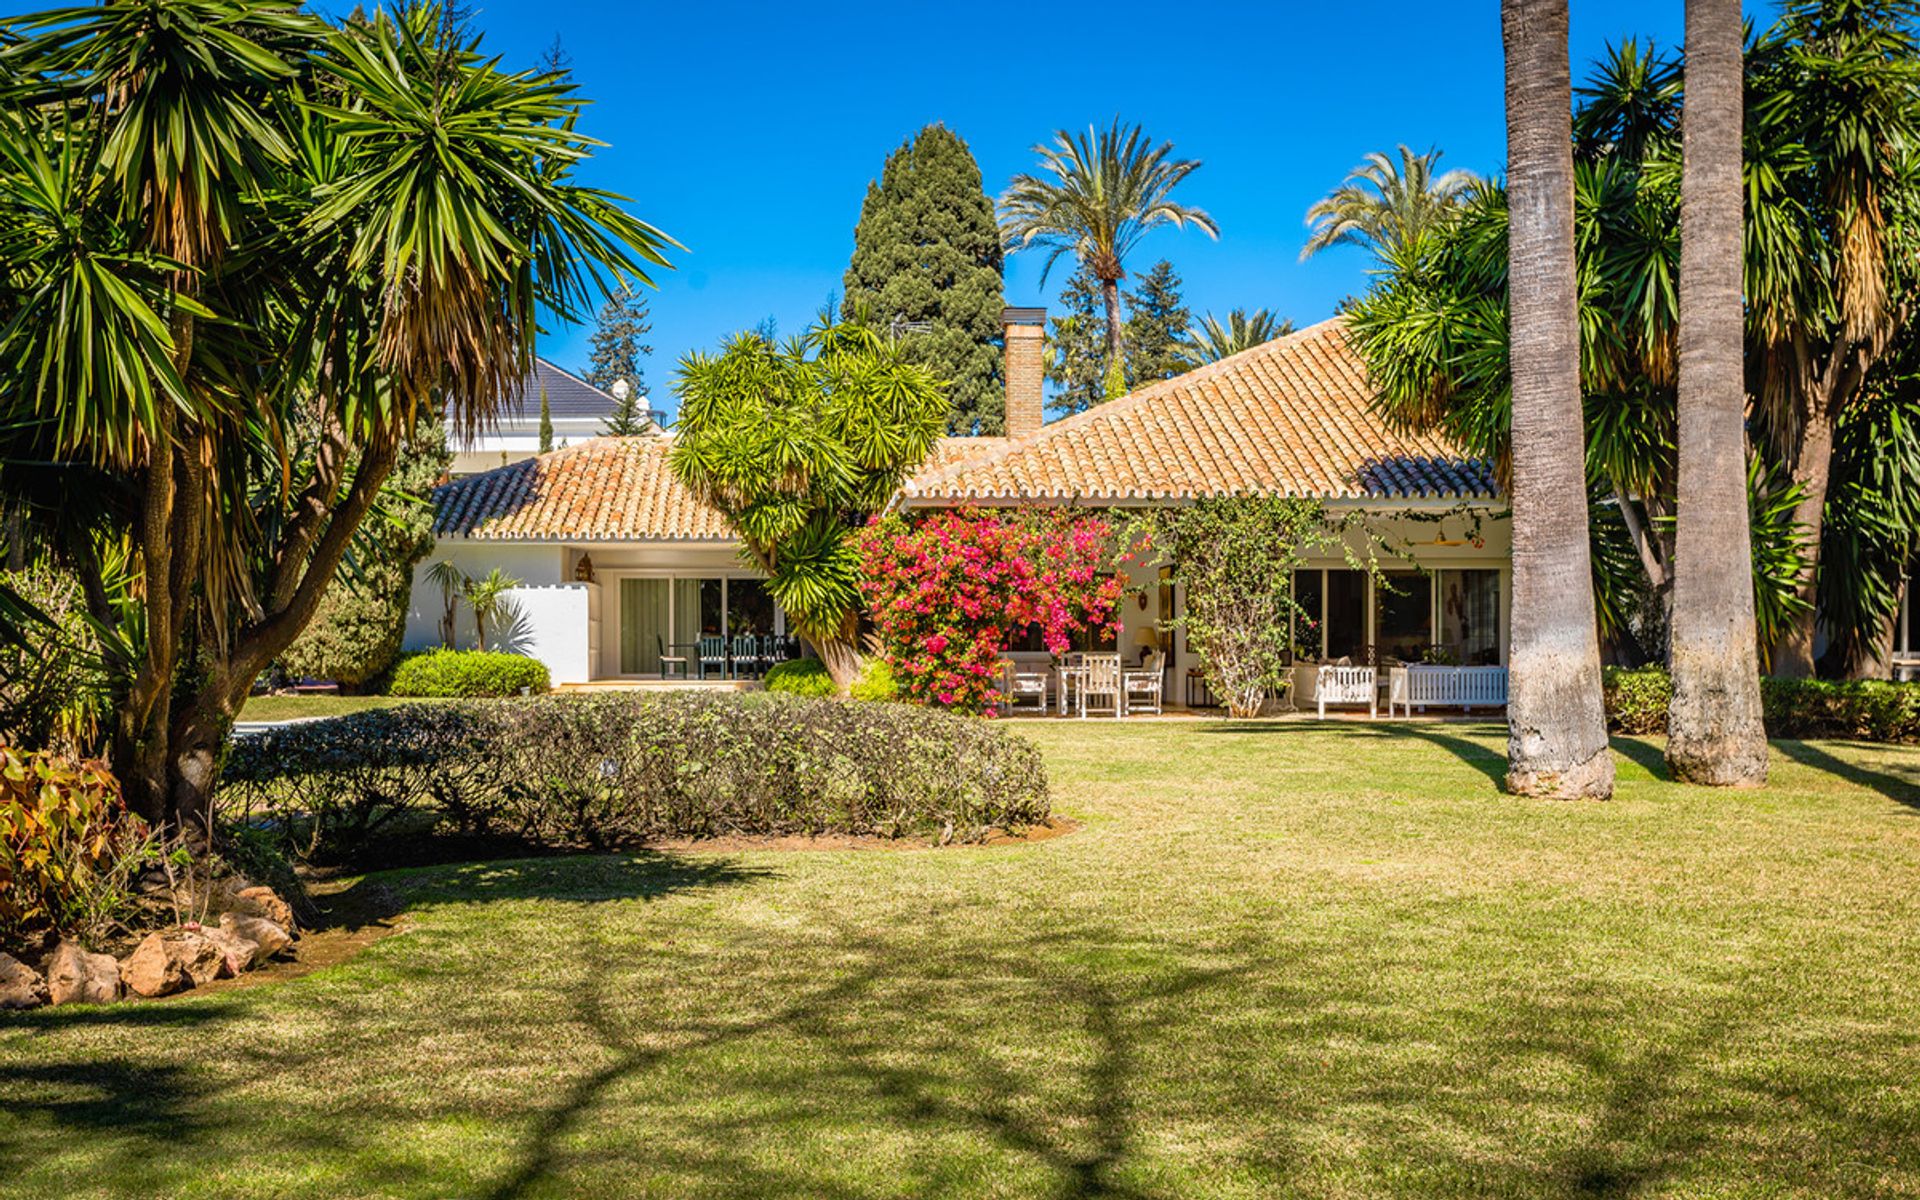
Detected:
[
  {"left": 449, "top": 357, "right": 662, "bottom": 477},
  {"left": 411, "top": 312, "right": 1512, "bottom": 696}
]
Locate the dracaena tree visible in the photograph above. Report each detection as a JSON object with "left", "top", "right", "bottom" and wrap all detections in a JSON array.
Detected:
[
  {"left": 669, "top": 318, "right": 946, "bottom": 688},
  {"left": 0, "top": 1, "right": 673, "bottom": 838}
]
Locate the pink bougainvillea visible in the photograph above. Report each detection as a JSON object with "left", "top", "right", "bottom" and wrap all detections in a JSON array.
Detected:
[{"left": 857, "top": 508, "right": 1131, "bottom": 713}]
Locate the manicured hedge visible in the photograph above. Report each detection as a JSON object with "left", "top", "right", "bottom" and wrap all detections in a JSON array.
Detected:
[
  {"left": 1603, "top": 667, "right": 1920, "bottom": 742},
  {"left": 220, "top": 691, "right": 1048, "bottom": 861},
  {"left": 387, "top": 649, "right": 550, "bottom": 697}
]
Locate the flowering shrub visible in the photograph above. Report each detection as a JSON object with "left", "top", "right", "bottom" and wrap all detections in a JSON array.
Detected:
[{"left": 858, "top": 508, "right": 1131, "bottom": 712}]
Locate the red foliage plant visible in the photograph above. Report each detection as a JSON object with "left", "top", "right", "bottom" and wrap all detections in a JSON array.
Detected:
[{"left": 857, "top": 507, "right": 1136, "bottom": 713}]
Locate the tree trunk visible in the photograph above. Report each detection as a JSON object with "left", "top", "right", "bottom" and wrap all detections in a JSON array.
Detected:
[
  {"left": 814, "top": 611, "right": 866, "bottom": 693},
  {"left": 1101, "top": 275, "right": 1126, "bottom": 400},
  {"left": 1771, "top": 407, "right": 1836, "bottom": 678},
  {"left": 1667, "top": 0, "right": 1768, "bottom": 786},
  {"left": 1501, "top": 0, "right": 1615, "bottom": 799}
]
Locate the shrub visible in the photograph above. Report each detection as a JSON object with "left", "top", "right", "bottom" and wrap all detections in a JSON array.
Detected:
[
  {"left": 1602, "top": 667, "right": 1920, "bottom": 742},
  {"left": 1602, "top": 668, "right": 1674, "bottom": 735},
  {"left": 0, "top": 748, "right": 156, "bottom": 955},
  {"left": 218, "top": 692, "right": 1048, "bottom": 861},
  {"left": 850, "top": 658, "right": 898, "bottom": 703},
  {"left": 764, "top": 658, "right": 836, "bottom": 698},
  {"left": 388, "top": 649, "right": 549, "bottom": 697}
]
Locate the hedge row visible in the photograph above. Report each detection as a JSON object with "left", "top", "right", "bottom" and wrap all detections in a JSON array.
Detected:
[
  {"left": 220, "top": 691, "right": 1047, "bottom": 862},
  {"left": 387, "top": 649, "right": 550, "bottom": 697},
  {"left": 1604, "top": 668, "right": 1920, "bottom": 742}
]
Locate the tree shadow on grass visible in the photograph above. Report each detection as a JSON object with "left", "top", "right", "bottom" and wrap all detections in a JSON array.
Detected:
[
  {"left": 1774, "top": 739, "right": 1920, "bottom": 812},
  {"left": 480, "top": 914, "right": 1256, "bottom": 1200},
  {"left": 397, "top": 850, "right": 777, "bottom": 910}
]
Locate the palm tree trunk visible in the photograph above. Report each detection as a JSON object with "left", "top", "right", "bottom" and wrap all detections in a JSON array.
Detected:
[
  {"left": 1101, "top": 275, "right": 1126, "bottom": 399},
  {"left": 1502, "top": 0, "right": 1615, "bottom": 799},
  {"left": 1667, "top": 0, "right": 1768, "bottom": 785}
]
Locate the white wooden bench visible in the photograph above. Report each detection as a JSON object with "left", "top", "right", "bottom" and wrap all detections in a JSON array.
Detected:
[
  {"left": 1387, "top": 665, "right": 1509, "bottom": 717},
  {"left": 1315, "top": 665, "right": 1377, "bottom": 719}
]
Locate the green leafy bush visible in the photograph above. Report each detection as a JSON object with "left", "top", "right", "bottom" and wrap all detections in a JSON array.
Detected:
[
  {"left": 219, "top": 692, "right": 1048, "bottom": 861},
  {"left": 1602, "top": 668, "right": 1674, "bottom": 735},
  {"left": 850, "top": 658, "right": 898, "bottom": 703},
  {"left": 764, "top": 658, "right": 836, "bottom": 698},
  {"left": 1602, "top": 667, "right": 1920, "bottom": 742},
  {"left": 0, "top": 747, "right": 156, "bottom": 955},
  {"left": 764, "top": 657, "right": 899, "bottom": 702},
  {"left": 387, "top": 650, "right": 550, "bottom": 698}
]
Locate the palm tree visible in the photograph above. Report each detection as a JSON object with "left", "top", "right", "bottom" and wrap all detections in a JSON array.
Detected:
[
  {"left": 1667, "top": 0, "right": 1768, "bottom": 785},
  {"left": 426, "top": 560, "right": 468, "bottom": 648},
  {"left": 464, "top": 569, "right": 521, "bottom": 652},
  {"left": 999, "top": 121, "right": 1218, "bottom": 399},
  {"left": 1501, "top": 0, "right": 1615, "bottom": 798},
  {"left": 1180, "top": 310, "right": 1295, "bottom": 366},
  {"left": 1300, "top": 146, "right": 1479, "bottom": 262}
]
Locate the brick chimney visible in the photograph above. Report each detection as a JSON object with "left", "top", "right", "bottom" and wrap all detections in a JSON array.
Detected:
[{"left": 1002, "top": 306, "right": 1046, "bottom": 440}]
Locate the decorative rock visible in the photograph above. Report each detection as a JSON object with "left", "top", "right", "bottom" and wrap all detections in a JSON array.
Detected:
[
  {"left": 119, "top": 930, "right": 224, "bottom": 997},
  {"left": 229, "top": 886, "right": 295, "bottom": 932},
  {"left": 121, "top": 932, "right": 187, "bottom": 997},
  {"left": 220, "top": 912, "right": 292, "bottom": 961},
  {"left": 47, "top": 941, "right": 120, "bottom": 1005},
  {"left": 0, "top": 952, "right": 49, "bottom": 1010},
  {"left": 201, "top": 926, "right": 260, "bottom": 976}
]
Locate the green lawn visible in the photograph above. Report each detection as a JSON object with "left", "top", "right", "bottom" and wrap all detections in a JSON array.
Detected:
[
  {"left": 5, "top": 721, "right": 1920, "bottom": 1198},
  {"left": 238, "top": 693, "right": 432, "bottom": 723}
]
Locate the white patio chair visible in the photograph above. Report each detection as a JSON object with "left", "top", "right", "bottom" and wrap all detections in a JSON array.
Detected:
[
  {"left": 998, "top": 658, "right": 1050, "bottom": 714},
  {"left": 1122, "top": 650, "right": 1163, "bottom": 716},
  {"left": 1079, "top": 652, "right": 1123, "bottom": 718},
  {"left": 1315, "top": 664, "right": 1377, "bottom": 719}
]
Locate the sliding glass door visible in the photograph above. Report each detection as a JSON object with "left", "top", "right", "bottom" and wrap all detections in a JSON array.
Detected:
[{"left": 618, "top": 576, "right": 782, "bottom": 676}]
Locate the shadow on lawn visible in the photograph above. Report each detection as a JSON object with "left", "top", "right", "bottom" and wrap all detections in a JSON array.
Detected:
[
  {"left": 481, "top": 914, "right": 1250, "bottom": 1200},
  {"left": 1774, "top": 739, "right": 1920, "bottom": 811}
]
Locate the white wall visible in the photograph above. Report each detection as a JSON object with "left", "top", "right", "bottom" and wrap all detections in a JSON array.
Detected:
[
  {"left": 494, "top": 582, "right": 597, "bottom": 685},
  {"left": 404, "top": 541, "right": 570, "bottom": 653}
]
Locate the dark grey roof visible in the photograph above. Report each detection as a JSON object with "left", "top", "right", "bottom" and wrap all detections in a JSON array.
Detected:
[{"left": 499, "top": 359, "right": 631, "bottom": 423}]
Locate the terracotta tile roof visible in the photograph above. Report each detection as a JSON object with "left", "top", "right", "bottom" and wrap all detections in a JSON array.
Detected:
[
  {"left": 900, "top": 317, "right": 1497, "bottom": 504},
  {"left": 432, "top": 320, "right": 1494, "bottom": 542},
  {"left": 433, "top": 435, "right": 1014, "bottom": 542},
  {"left": 434, "top": 437, "right": 732, "bottom": 541}
]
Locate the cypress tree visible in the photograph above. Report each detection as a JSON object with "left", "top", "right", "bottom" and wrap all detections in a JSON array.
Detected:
[
  {"left": 1044, "top": 265, "right": 1109, "bottom": 418},
  {"left": 844, "top": 124, "right": 1007, "bottom": 435},
  {"left": 587, "top": 288, "right": 654, "bottom": 393},
  {"left": 1124, "top": 259, "right": 1192, "bottom": 385},
  {"left": 537, "top": 384, "right": 553, "bottom": 452}
]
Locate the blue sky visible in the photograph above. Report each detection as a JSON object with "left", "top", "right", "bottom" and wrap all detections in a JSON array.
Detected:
[
  {"left": 427, "top": 0, "right": 1755, "bottom": 415},
  {"left": 9, "top": 0, "right": 1737, "bottom": 414}
]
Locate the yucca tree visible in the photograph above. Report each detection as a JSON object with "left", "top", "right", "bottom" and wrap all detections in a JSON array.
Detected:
[
  {"left": 670, "top": 318, "right": 945, "bottom": 688},
  {"left": 465, "top": 568, "right": 521, "bottom": 652},
  {"left": 1300, "top": 145, "right": 1480, "bottom": 262},
  {"left": 999, "top": 121, "right": 1218, "bottom": 399},
  {"left": 1667, "top": 0, "right": 1768, "bottom": 786},
  {"left": 1347, "top": 2, "right": 1920, "bottom": 677},
  {"left": 0, "top": 2, "right": 673, "bottom": 834},
  {"left": 1179, "top": 309, "right": 1295, "bottom": 366},
  {"left": 1501, "top": 0, "right": 1616, "bottom": 799}
]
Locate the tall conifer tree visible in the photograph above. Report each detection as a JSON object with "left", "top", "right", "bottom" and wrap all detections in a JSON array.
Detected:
[
  {"left": 1124, "top": 259, "right": 1191, "bottom": 384},
  {"left": 587, "top": 289, "right": 654, "bottom": 394},
  {"left": 844, "top": 124, "right": 1007, "bottom": 434},
  {"left": 1045, "top": 266, "right": 1109, "bottom": 418}
]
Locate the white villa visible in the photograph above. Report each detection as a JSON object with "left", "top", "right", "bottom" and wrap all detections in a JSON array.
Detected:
[
  {"left": 449, "top": 357, "right": 661, "bottom": 477},
  {"left": 408, "top": 312, "right": 1513, "bottom": 704}
]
